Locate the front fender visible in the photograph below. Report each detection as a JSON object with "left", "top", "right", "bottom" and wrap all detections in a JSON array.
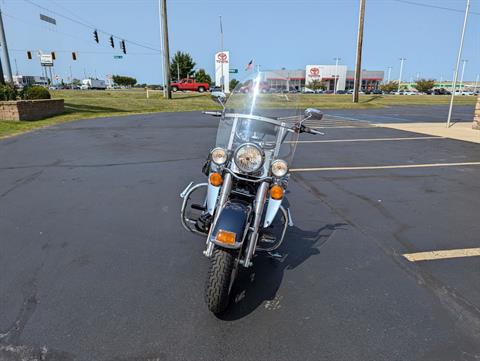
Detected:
[{"left": 209, "top": 201, "right": 251, "bottom": 249}]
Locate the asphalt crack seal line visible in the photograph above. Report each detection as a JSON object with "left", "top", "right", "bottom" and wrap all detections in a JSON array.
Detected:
[
  {"left": 292, "top": 172, "right": 480, "bottom": 339},
  {"left": 404, "top": 248, "right": 480, "bottom": 262},
  {"left": 291, "top": 161, "right": 480, "bottom": 172}
]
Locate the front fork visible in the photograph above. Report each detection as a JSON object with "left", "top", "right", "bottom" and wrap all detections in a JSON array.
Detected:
[{"left": 203, "top": 172, "right": 233, "bottom": 257}]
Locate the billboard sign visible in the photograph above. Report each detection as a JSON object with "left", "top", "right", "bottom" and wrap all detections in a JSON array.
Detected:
[{"left": 215, "top": 51, "right": 230, "bottom": 93}]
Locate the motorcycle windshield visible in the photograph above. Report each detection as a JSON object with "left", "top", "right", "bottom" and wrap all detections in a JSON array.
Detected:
[{"left": 216, "top": 71, "right": 301, "bottom": 168}]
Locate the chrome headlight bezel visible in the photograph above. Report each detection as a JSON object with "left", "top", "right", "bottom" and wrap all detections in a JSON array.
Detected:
[
  {"left": 233, "top": 143, "right": 265, "bottom": 173},
  {"left": 271, "top": 159, "right": 288, "bottom": 177},
  {"left": 210, "top": 147, "right": 228, "bottom": 165}
]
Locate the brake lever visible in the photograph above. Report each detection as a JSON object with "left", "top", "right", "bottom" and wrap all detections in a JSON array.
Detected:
[
  {"left": 300, "top": 124, "right": 325, "bottom": 136},
  {"left": 203, "top": 111, "right": 222, "bottom": 117}
]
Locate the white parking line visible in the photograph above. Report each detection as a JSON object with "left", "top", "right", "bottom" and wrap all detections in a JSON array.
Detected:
[
  {"left": 403, "top": 248, "right": 480, "bottom": 262},
  {"left": 293, "top": 136, "right": 443, "bottom": 144},
  {"left": 291, "top": 161, "right": 480, "bottom": 172}
]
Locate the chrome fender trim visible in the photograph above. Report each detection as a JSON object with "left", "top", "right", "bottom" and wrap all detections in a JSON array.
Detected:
[
  {"left": 263, "top": 197, "right": 282, "bottom": 228},
  {"left": 206, "top": 182, "right": 220, "bottom": 215}
]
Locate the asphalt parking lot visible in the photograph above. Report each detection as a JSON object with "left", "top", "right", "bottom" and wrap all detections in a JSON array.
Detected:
[{"left": 1, "top": 106, "right": 480, "bottom": 361}]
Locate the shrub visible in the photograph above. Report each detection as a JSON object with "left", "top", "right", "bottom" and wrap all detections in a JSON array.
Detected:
[
  {"left": 22, "top": 86, "right": 51, "bottom": 100},
  {"left": 0, "top": 83, "right": 18, "bottom": 101}
]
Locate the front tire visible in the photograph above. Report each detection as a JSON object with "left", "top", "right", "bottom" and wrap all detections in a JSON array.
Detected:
[
  {"left": 198, "top": 86, "right": 205, "bottom": 93},
  {"left": 205, "top": 247, "right": 235, "bottom": 314},
  {"left": 172, "top": 86, "right": 178, "bottom": 92}
]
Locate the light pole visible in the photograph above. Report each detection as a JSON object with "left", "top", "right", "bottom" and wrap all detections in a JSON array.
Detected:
[
  {"left": 398, "top": 58, "right": 406, "bottom": 92},
  {"left": 447, "top": 0, "right": 470, "bottom": 128},
  {"left": 386, "top": 66, "right": 392, "bottom": 83},
  {"left": 459, "top": 59, "right": 467, "bottom": 90},
  {"left": 474, "top": 74, "right": 479, "bottom": 93},
  {"left": 333, "top": 57, "right": 341, "bottom": 94},
  {"left": 219, "top": 15, "right": 224, "bottom": 92}
]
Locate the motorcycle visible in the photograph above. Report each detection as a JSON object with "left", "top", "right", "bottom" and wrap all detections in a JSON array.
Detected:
[{"left": 180, "top": 71, "right": 323, "bottom": 314}]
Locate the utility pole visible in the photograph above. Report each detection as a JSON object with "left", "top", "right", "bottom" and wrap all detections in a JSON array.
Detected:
[
  {"left": 14, "top": 58, "right": 18, "bottom": 76},
  {"left": 398, "top": 58, "right": 406, "bottom": 92},
  {"left": 459, "top": 59, "right": 467, "bottom": 90},
  {"left": 333, "top": 57, "right": 341, "bottom": 94},
  {"left": 386, "top": 66, "right": 392, "bottom": 83},
  {"left": 352, "top": 0, "right": 366, "bottom": 103},
  {"left": 0, "top": 6, "right": 13, "bottom": 83},
  {"left": 161, "top": 0, "right": 171, "bottom": 99},
  {"left": 158, "top": 0, "right": 166, "bottom": 97},
  {"left": 177, "top": 62, "right": 180, "bottom": 81},
  {"left": 447, "top": 0, "right": 470, "bottom": 128}
]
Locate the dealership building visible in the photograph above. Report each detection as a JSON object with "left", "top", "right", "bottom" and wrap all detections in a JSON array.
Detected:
[{"left": 264, "top": 66, "right": 384, "bottom": 91}]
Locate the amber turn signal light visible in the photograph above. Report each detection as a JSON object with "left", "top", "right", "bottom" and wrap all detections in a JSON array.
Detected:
[
  {"left": 216, "top": 230, "right": 236, "bottom": 245},
  {"left": 209, "top": 172, "right": 223, "bottom": 186},
  {"left": 270, "top": 185, "right": 284, "bottom": 200}
]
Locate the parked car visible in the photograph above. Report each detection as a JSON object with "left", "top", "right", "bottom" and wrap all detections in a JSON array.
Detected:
[
  {"left": 302, "top": 87, "right": 315, "bottom": 94},
  {"left": 336, "top": 90, "right": 347, "bottom": 94},
  {"left": 170, "top": 78, "right": 209, "bottom": 92}
]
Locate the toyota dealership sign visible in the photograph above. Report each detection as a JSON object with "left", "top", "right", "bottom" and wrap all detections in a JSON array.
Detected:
[{"left": 305, "top": 65, "right": 323, "bottom": 85}]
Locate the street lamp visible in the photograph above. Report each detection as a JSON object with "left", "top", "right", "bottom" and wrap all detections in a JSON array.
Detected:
[
  {"left": 398, "top": 58, "right": 406, "bottom": 92},
  {"left": 333, "top": 57, "right": 341, "bottom": 94},
  {"left": 460, "top": 59, "right": 468, "bottom": 91}
]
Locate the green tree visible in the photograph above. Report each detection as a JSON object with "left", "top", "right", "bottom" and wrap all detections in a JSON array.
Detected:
[
  {"left": 194, "top": 69, "right": 212, "bottom": 84},
  {"left": 308, "top": 79, "right": 326, "bottom": 91},
  {"left": 415, "top": 79, "right": 435, "bottom": 93},
  {"left": 229, "top": 79, "right": 240, "bottom": 90},
  {"left": 379, "top": 81, "right": 398, "bottom": 94},
  {"left": 112, "top": 75, "right": 137, "bottom": 87},
  {"left": 170, "top": 51, "right": 196, "bottom": 81}
]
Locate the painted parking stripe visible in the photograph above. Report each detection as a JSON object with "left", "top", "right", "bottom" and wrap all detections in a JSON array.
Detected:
[
  {"left": 292, "top": 136, "right": 443, "bottom": 144},
  {"left": 403, "top": 248, "right": 480, "bottom": 262},
  {"left": 290, "top": 161, "right": 480, "bottom": 172}
]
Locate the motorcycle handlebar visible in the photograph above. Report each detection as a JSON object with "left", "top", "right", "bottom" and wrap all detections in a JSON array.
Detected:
[{"left": 300, "top": 125, "right": 325, "bottom": 136}]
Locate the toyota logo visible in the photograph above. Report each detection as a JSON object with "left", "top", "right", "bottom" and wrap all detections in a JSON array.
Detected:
[
  {"left": 217, "top": 53, "right": 228, "bottom": 63},
  {"left": 310, "top": 67, "right": 320, "bottom": 76}
]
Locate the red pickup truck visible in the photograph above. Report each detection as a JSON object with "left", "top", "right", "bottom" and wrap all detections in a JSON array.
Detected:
[{"left": 170, "top": 78, "right": 209, "bottom": 92}]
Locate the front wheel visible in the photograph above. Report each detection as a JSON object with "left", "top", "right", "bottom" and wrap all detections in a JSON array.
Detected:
[
  {"left": 172, "top": 86, "right": 178, "bottom": 92},
  {"left": 198, "top": 86, "right": 205, "bottom": 93},
  {"left": 205, "top": 247, "right": 236, "bottom": 314}
]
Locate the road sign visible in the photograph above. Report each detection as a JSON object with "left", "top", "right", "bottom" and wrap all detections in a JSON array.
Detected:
[
  {"left": 113, "top": 55, "right": 123, "bottom": 59},
  {"left": 40, "top": 54, "right": 53, "bottom": 67},
  {"left": 40, "top": 14, "right": 56, "bottom": 25},
  {"left": 229, "top": 69, "right": 238, "bottom": 74}
]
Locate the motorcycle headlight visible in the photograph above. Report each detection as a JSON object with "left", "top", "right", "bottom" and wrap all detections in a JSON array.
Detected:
[
  {"left": 271, "top": 159, "right": 288, "bottom": 177},
  {"left": 211, "top": 147, "right": 227, "bottom": 165},
  {"left": 234, "top": 144, "right": 264, "bottom": 173}
]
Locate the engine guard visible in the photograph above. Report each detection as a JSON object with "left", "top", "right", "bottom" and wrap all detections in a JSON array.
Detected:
[{"left": 180, "top": 181, "right": 208, "bottom": 236}]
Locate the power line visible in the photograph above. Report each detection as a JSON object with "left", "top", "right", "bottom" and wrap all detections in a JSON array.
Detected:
[
  {"left": 22, "top": 0, "right": 161, "bottom": 52},
  {"left": 391, "top": 0, "right": 480, "bottom": 16}
]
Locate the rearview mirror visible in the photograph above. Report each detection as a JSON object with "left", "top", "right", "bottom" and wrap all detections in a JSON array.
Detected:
[
  {"left": 211, "top": 91, "right": 227, "bottom": 106},
  {"left": 304, "top": 108, "right": 323, "bottom": 120}
]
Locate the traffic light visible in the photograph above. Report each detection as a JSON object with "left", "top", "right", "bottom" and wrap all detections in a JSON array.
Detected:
[
  {"left": 109, "top": 36, "right": 115, "bottom": 48},
  {"left": 120, "top": 40, "right": 126, "bottom": 54},
  {"left": 72, "top": 52, "right": 77, "bottom": 61},
  {"left": 51, "top": 52, "right": 56, "bottom": 60},
  {"left": 93, "top": 29, "right": 99, "bottom": 43},
  {"left": 27, "top": 51, "right": 32, "bottom": 60}
]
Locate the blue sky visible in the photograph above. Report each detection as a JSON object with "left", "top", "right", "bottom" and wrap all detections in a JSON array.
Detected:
[{"left": 2, "top": 0, "right": 479, "bottom": 83}]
